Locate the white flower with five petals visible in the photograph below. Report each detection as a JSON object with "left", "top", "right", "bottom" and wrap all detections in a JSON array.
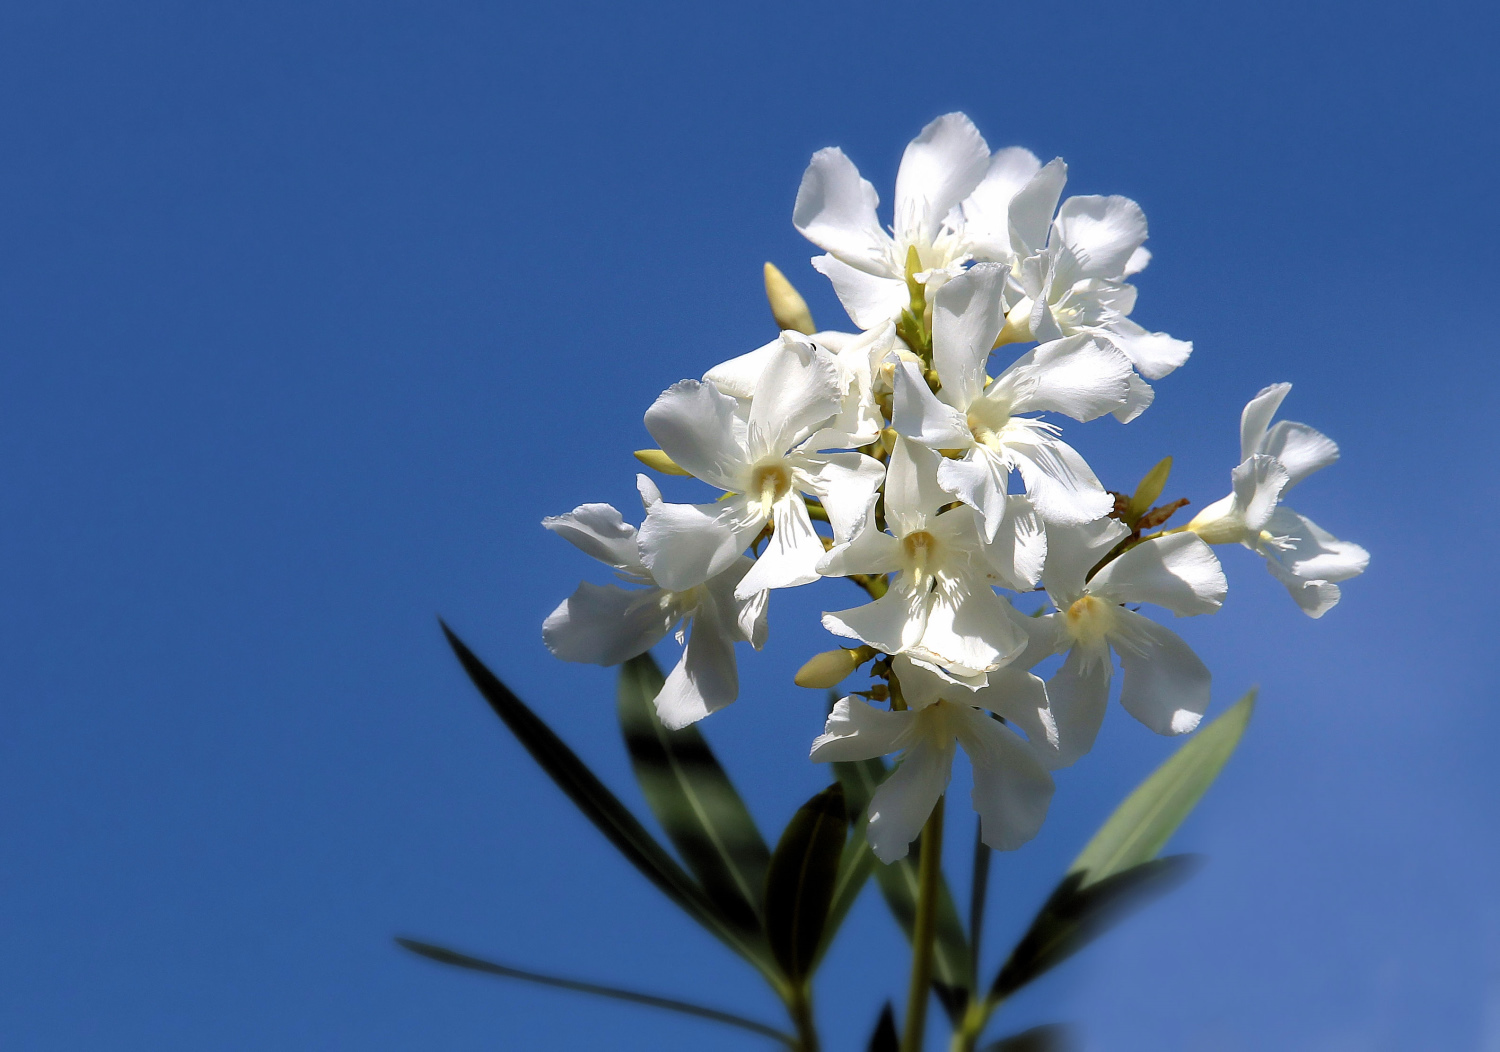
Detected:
[
  {"left": 1027, "top": 521, "right": 1227, "bottom": 766},
  {"left": 818, "top": 438, "right": 1039, "bottom": 678},
  {"left": 542, "top": 483, "right": 769, "bottom": 729},
  {"left": 1186, "top": 383, "right": 1369, "bottom": 618},
  {"left": 810, "top": 656, "right": 1056, "bottom": 863},
  {"left": 793, "top": 112, "right": 1060, "bottom": 329},
  {"left": 638, "top": 336, "right": 886, "bottom": 600},
  {"left": 892, "top": 264, "right": 1133, "bottom": 535}
]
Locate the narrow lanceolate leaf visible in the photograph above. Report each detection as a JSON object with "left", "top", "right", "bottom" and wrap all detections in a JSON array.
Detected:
[
  {"left": 395, "top": 939, "right": 796, "bottom": 1048},
  {"left": 617, "top": 654, "right": 771, "bottom": 939},
  {"left": 438, "top": 624, "right": 777, "bottom": 979},
  {"left": 834, "top": 758, "right": 974, "bottom": 1012},
  {"left": 989, "top": 856, "right": 1200, "bottom": 999},
  {"left": 1070, "top": 689, "right": 1256, "bottom": 887},
  {"left": 866, "top": 1001, "right": 899, "bottom": 1052},
  {"left": 981, "top": 1023, "right": 1074, "bottom": 1052},
  {"left": 812, "top": 816, "right": 876, "bottom": 968},
  {"left": 763, "top": 783, "right": 848, "bottom": 983}
]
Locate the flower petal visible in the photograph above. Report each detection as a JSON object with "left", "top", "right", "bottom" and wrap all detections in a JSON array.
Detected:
[
  {"left": 1239, "top": 383, "right": 1292, "bottom": 463},
  {"left": 961, "top": 146, "right": 1043, "bottom": 260},
  {"left": 542, "top": 503, "right": 643, "bottom": 573},
  {"left": 915, "top": 586, "right": 1028, "bottom": 674},
  {"left": 1260, "top": 421, "right": 1339, "bottom": 488},
  {"left": 936, "top": 450, "right": 1010, "bottom": 542},
  {"left": 1106, "top": 319, "right": 1193, "bottom": 381},
  {"left": 1263, "top": 552, "right": 1343, "bottom": 618},
  {"left": 1008, "top": 429, "right": 1114, "bottom": 526},
  {"left": 976, "top": 496, "right": 1046, "bottom": 589},
  {"left": 1264, "top": 507, "right": 1370, "bottom": 583},
  {"left": 1040, "top": 517, "right": 1130, "bottom": 605},
  {"left": 932, "top": 263, "right": 1009, "bottom": 407},
  {"left": 747, "top": 335, "right": 840, "bottom": 457},
  {"left": 1109, "top": 608, "right": 1210, "bottom": 736},
  {"left": 817, "top": 501, "right": 902, "bottom": 577},
  {"left": 822, "top": 583, "right": 927, "bottom": 654},
  {"left": 884, "top": 436, "right": 957, "bottom": 533},
  {"left": 542, "top": 582, "right": 674, "bottom": 665},
  {"left": 734, "top": 496, "right": 824, "bottom": 598},
  {"left": 972, "top": 666, "right": 1056, "bottom": 753},
  {"left": 638, "top": 499, "right": 747, "bottom": 592},
  {"left": 1112, "top": 371, "right": 1156, "bottom": 423},
  {"left": 793, "top": 147, "right": 889, "bottom": 271},
  {"left": 1053, "top": 195, "right": 1149, "bottom": 279},
  {"left": 1089, "top": 533, "right": 1227, "bottom": 616},
  {"left": 1004, "top": 334, "right": 1132, "bottom": 422},
  {"left": 810, "top": 695, "right": 919, "bottom": 762},
  {"left": 811, "top": 253, "right": 911, "bottom": 329},
  {"left": 867, "top": 733, "right": 956, "bottom": 863},
  {"left": 793, "top": 450, "right": 886, "bottom": 544},
  {"left": 654, "top": 596, "right": 741, "bottom": 730},
  {"left": 1232, "top": 454, "right": 1291, "bottom": 534},
  {"left": 703, "top": 337, "right": 780, "bottom": 400},
  {"left": 893, "top": 359, "right": 972, "bottom": 447},
  {"left": 1046, "top": 646, "right": 1112, "bottom": 768},
  {"left": 893, "top": 113, "right": 991, "bottom": 246},
  {"left": 956, "top": 706, "right": 1055, "bottom": 851},
  {"left": 644, "top": 379, "right": 748, "bottom": 491},
  {"left": 1005, "top": 158, "right": 1068, "bottom": 257}
]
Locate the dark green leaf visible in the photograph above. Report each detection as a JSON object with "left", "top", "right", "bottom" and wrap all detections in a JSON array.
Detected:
[
  {"left": 990, "top": 855, "right": 1200, "bottom": 999},
  {"left": 617, "top": 654, "right": 771, "bottom": 936},
  {"left": 1070, "top": 690, "right": 1255, "bottom": 887},
  {"left": 866, "top": 1001, "right": 899, "bottom": 1052},
  {"left": 834, "top": 758, "right": 974, "bottom": 1011},
  {"left": 438, "top": 623, "right": 776, "bottom": 978},
  {"left": 395, "top": 938, "right": 795, "bottom": 1047},
  {"left": 812, "top": 817, "right": 876, "bottom": 968},
  {"left": 764, "top": 783, "right": 847, "bottom": 983},
  {"left": 981, "top": 1023, "right": 1074, "bottom": 1052}
]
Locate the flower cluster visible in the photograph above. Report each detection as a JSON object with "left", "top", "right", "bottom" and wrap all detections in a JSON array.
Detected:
[{"left": 542, "top": 114, "right": 1368, "bottom": 866}]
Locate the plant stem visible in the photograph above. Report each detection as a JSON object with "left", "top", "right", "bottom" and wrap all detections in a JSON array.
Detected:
[
  {"left": 786, "top": 983, "right": 820, "bottom": 1052},
  {"left": 901, "top": 795, "right": 946, "bottom": 1052},
  {"left": 948, "top": 995, "right": 998, "bottom": 1052},
  {"left": 968, "top": 821, "right": 990, "bottom": 984}
]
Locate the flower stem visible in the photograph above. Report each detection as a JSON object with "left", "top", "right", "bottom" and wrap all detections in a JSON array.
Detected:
[
  {"left": 901, "top": 795, "right": 946, "bottom": 1052},
  {"left": 786, "top": 983, "right": 820, "bottom": 1052}
]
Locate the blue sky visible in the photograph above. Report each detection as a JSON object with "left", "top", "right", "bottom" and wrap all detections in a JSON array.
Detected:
[{"left": 0, "top": 1, "right": 1496, "bottom": 1049}]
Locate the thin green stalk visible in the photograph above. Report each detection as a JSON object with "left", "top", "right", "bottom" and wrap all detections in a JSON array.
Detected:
[
  {"left": 786, "top": 983, "right": 821, "bottom": 1052},
  {"left": 901, "top": 795, "right": 946, "bottom": 1052},
  {"left": 968, "top": 821, "right": 990, "bottom": 983}
]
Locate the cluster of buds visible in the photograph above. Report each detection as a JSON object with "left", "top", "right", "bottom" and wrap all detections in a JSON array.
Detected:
[{"left": 541, "top": 114, "right": 1368, "bottom": 866}]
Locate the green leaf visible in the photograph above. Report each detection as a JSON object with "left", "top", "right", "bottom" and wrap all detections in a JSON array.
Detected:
[
  {"left": 989, "top": 855, "right": 1199, "bottom": 999},
  {"left": 617, "top": 654, "right": 772, "bottom": 937},
  {"left": 981, "top": 1023, "right": 1074, "bottom": 1052},
  {"left": 1127, "top": 456, "right": 1173, "bottom": 523},
  {"left": 395, "top": 938, "right": 795, "bottom": 1047},
  {"left": 813, "top": 816, "right": 876, "bottom": 968},
  {"left": 834, "top": 758, "right": 974, "bottom": 1012},
  {"left": 866, "top": 1001, "right": 899, "bottom": 1052},
  {"left": 763, "top": 783, "right": 848, "bottom": 984},
  {"left": 1070, "top": 689, "right": 1255, "bottom": 887},
  {"left": 438, "top": 623, "right": 778, "bottom": 980}
]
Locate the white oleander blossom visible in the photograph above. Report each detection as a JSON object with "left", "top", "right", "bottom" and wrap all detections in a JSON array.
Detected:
[
  {"left": 638, "top": 335, "right": 885, "bottom": 599},
  {"left": 1004, "top": 190, "right": 1191, "bottom": 423},
  {"left": 1186, "top": 383, "right": 1369, "bottom": 618},
  {"left": 705, "top": 324, "right": 904, "bottom": 446},
  {"left": 810, "top": 656, "right": 1056, "bottom": 863},
  {"left": 1029, "top": 520, "right": 1227, "bottom": 766},
  {"left": 541, "top": 481, "right": 769, "bottom": 729},
  {"left": 892, "top": 264, "right": 1132, "bottom": 534},
  {"left": 793, "top": 112, "right": 1062, "bottom": 329},
  {"left": 818, "top": 438, "right": 1038, "bottom": 678}
]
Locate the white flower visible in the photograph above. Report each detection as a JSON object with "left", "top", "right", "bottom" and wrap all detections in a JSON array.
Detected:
[
  {"left": 1007, "top": 194, "right": 1191, "bottom": 423},
  {"left": 1029, "top": 519, "right": 1227, "bottom": 766},
  {"left": 704, "top": 324, "right": 903, "bottom": 446},
  {"left": 1186, "top": 383, "right": 1369, "bottom": 618},
  {"left": 810, "top": 656, "right": 1055, "bottom": 863},
  {"left": 638, "top": 335, "right": 886, "bottom": 599},
  {"left": 817, "top": 438, "right": 1037, "bottom": 678},
  {"left": 792, "top": 112, "right": 1060, "bottom": 329},
  {"left": 891, "top": 263, "right": 1132, "bottom": 534},
  {"left": 542, "top": 483, "right": 769, "bottom": 729}
]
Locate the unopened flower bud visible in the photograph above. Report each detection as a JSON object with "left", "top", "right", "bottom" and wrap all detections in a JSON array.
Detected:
[
  {"left": 795, "top": 647, "right": 871, "bottom": 689},
  {"left": 763, "top": 262, "right": 816, "bottom": 335},
  {"left": 633, "top": 449, "right": 692, "bottom": 476}
]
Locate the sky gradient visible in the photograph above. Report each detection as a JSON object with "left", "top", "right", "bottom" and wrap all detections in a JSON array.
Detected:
[{"left": 0, "top": 2, "right": 1496, "bottom": 1049}]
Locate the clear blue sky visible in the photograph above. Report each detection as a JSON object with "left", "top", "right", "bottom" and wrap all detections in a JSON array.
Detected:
[{"left": 0, "top": 2, "right": 1495, "bottom": 1049}]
